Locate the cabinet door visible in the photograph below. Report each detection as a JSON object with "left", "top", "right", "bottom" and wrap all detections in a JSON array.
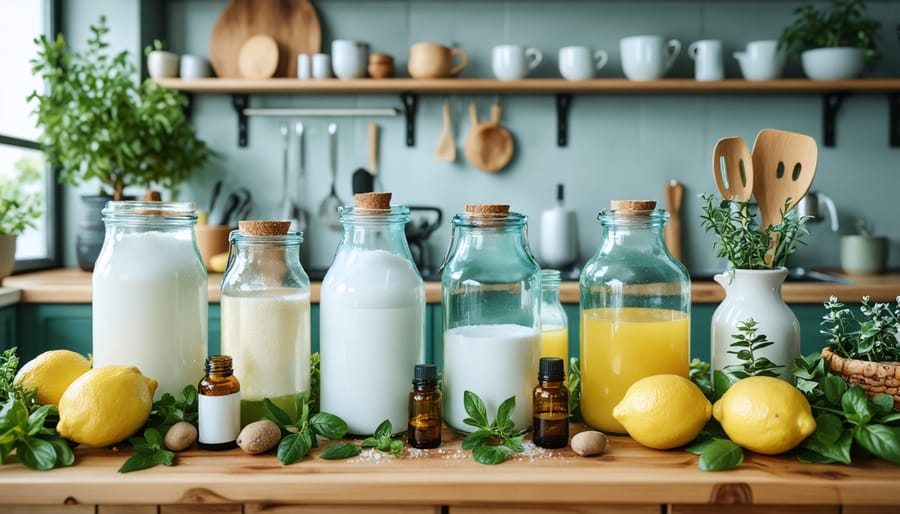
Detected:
[
  {"left": 17, "top": 304, "right": 92, "bottom": 362},
  {"left": 0, "top": 305, "right": 17, "bottom": 352}
]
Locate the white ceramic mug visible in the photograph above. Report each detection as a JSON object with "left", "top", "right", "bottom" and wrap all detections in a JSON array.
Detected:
[
  {"left": 620, "top": 35, "right": 681, "bottom": 81},
  {"left": 331, "top": 39, "right": 369, "bottom": 79},
  {"left": 492, "top": 44, "right": 543, "bottom": 81},
  {"left": 297, "top": 53, "right": 311, "bottom": 79},
  {"left": 147, "top": 50, "right": 179, "bottom": 79},
  {"left": 559, "top": 46, "right": 608, "bottom": 81},
  {"left": 312, "top": 53, "right": 331, "bottom": 79},
  {"left": 734, "top": 40, "right": 784, "bottom": 81},
  {"left": 688, "top": 40, "right": 723, "bottom": 81},
  {"left": 179, "top": 54, "right": 211, "bottom": 79}
]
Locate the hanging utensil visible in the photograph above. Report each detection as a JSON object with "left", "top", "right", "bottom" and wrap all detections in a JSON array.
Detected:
[
  {"left": 664, "top": 179, "right": 684, "bottom": 261},
  {"left": 435, "top": 99, "right": 456, "bottom": 162},
  {"left": 369, "top": 122, "right": 379, "bottom": 176},
  {"left": 281, "top": 123, "right": 301, "bottom": 231},
  {"left": 712, "top": 136, "right": 754, "bottom": 202},
  {"left": 295, "top": 122, "right": 309, "bottom": 233},
  {"left": 318, "top": 123, "right": 343, "bottom": 231},
  {"left": 463, "top": 101, "right": 514, "bottom": 173}
]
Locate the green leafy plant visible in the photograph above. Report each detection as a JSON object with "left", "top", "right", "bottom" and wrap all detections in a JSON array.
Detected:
[
  {"left": 822, "top": 296, "right": 900, "bottom": 363},
  {"left": 28, "top": 16, "right": 212, "bottom": 200},
  {"left": 118, "top": 427, "right": 173, "bottom": 473},
  {"left": 461, "top": 391, "right": 524, "bottom": 465},
  {"left": 700, "top": 193, "right": 808, "bottom": 269},
  {"left": 567, "top": 357, "right": 582, "bottom": 423},
  {"left": 264, "top": 392, "right": 350, "bottom": 465},
  {"left": 0, "top": 156, "right": 43, "bottom": 236},
  {"left": 118, "top": 385, "right": 198, "bottom": 473},
  {"left": 778, "top": 0, "right": 881, "bottom": 66},
  {"left": 723, "top": 319, "right": 783, "bottom": 380},
  {"left": 0, "top": 348, "right": 35, "bottom": 405},
  {"left": 361, "top": 419, "right": 405, "bottom": 456}
]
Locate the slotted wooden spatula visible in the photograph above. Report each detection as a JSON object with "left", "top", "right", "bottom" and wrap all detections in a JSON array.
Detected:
[{"left": 712, "top": 136, "right": 754, "bottom": 202}]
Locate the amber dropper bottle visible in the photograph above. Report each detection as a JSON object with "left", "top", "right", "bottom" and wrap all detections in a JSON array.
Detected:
[
  {"left": 198, "top": 355, "right": 241, "bottom": 451},
  {"left": 533, "top": 357, "right": 569, "bottom": 449},
  {"left": 408, "top": 363, "right": 442, "bottom": 449}
]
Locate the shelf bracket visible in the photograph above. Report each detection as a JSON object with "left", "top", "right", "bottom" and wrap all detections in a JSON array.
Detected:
[
  {"left": 232, "top": 94, "right": 250, "bottom": 147},
  {"left": 822, "top": 91, "right": 847, "bottom": 148},
  {"left": 889, "top": 92, "right": 900, "bottom": 147},
  {"left": 401, "top": 92, "right": 418, "bottom": 147},
  {"left": 556, "top": 93, "right": 572, "bottom": 147}
]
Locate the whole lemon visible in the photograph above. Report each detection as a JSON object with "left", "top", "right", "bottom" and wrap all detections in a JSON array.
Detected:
[
  {"left": 57, "top": 365, "right": 158, "bottom": 447},
  {"left": 14, "top": 350, "right": 92, "bottom": 405},
  {"left": 612, "top": 374, "right": 712, "bottom": 450},
  {"left": 712, "top": 376, "right": 816, "bottom": 455}
]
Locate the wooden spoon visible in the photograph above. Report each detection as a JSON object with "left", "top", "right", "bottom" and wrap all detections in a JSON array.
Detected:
[
  {"left": 435, "top": 100, "right": 456, "bottom": 162},
  {"left": 464, "top": 102, "right": 514, "bottom": 173},
  {"left": 712, "top": 136, "right": 754, "bottom": 202},
  {"left": 664, "top": 179, "right": 684, "bottom": 261}
]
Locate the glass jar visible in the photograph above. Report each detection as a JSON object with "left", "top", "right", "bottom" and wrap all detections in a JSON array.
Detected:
[
  {"left": 92, "top": 201, "right": 207, "bottom": 399},
  {"left": 579, "top": 200, "right": 690, "bottom": 434},
  {"left": 320, "top": 193, "right": 425, "bottom": 437},
  {"left": 221, "top": 222, "right": 310, "bottom": 426},
  {"left": 441, "top": 204, "right": 541, "bottom": 434},
  {"left": 540, "top": 269, "right": 569, "bottom": 374}
]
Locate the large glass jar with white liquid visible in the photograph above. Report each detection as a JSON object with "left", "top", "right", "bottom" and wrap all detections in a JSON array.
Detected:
[
  {"left": 93, "top": 201, "right": 207, "bottom": 399},
  {"left": 221, "top": 221, "right": 311, "bottom": 427},
  {"left": 441, "top": 204, "right": 541, "bottom": 434},
  {"left": 579, "top": 200, "right": 691, "bottom": 434},
  {"left": 320, "top": 192, "right": 425, "bottom": 437}
]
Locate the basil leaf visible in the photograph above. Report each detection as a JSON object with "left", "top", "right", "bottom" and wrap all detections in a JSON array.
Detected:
[
  {"left": 504, "top": 435, "right": 525, "bottom": 453},
  {"left": 798, "top": 428, "right": 852, "bottom": 465},
  {"left": 25, "top": 405, "right": 53, "bottom": 436},
  {"left": 300, "top": 400, "right": 310, "bottom": 426},
  {"left": 298, "top": 428, "right": 314, "bottom": 452},
  {"left": 461, "top": 430, "right": 493, "bottom": 450},
  {"left": 876, "top": 412, "right": 900, "bottom": 424},
  {"left": 144, "top": 428, "right": 163, "bottom": 448},
  {"left": 842, "top": 386, "right": 874, "bottom": 426},
  {"left": 389, "top": 439, "right": 404, "bottom": 456},
  {"left": 277, "top": 432, "right": 311, "bottom": 465},
  {"left": 823, "top": 374, "right": 848, "bottom": 406},
  {"left": 872, "top": 394, "right": 895, "bottom": 415},
  {"left": 264, "top": 399, "right": 293, "bottom": 429},
  {"left": 463, "top": 391, "right": 489, "bottom": 428},
  {"left": 376, "top": 439, "right": 393, "bottom": 452},
  {"left": 0, "top": 399, "right": 27, "bottom": 435},
  {"left": 309, "top": 412, "right": 348, "bottom": 440},
  {"left": 360, "top": 437, "right": 379, "bottom": 448},
  {"left": 0, "top": 442, "right": 13, "bottom": 462},
  {"left": 155, "top": 449, "right": 175, "bottom": 467},
  {"left": 854, "top": 424, "right": 900, "bottom": 465},
  {"left": 472, "top": 444, "right": 509, "bottom": 465},
  {"left": 47, "top": 437, "right": 75, "bottom": 467},
  {"left": 320, "top": 442, "right": 360, "bottom": 460},
  {"left": 712, "top": 370, "right": 733, "bottom": 396},
  {"left": 698, "top": 439, "right": 744, "bottom": 472},
  {"left": 118, "top": 452, "right": 159, "bottom": 473},
  {"left": 15, "top": 437, "right": 57, "bottom": 471},
  {"left": 496, "top": 396, "right": 516, "bottom": 424},
  {"left": 684, "top": 436, "right": 721, "bottom": 455},
  {"left": 812, "top": 413, "right": 844, "bottom": 445},
  {"left": 373, "top": 419, "right": 393, "bottom": 440},
  {"left": 495, "top": 418, "right": 515, "bottom": 438}
]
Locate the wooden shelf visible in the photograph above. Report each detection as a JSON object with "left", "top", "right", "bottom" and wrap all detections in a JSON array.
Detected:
[{"left": 157, "top": 77, "right": 900, "bottom": 94}]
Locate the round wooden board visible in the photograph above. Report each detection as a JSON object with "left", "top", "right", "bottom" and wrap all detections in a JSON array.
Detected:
[{"left": 209, "top": 0, "right": 321, "bottom": 78}]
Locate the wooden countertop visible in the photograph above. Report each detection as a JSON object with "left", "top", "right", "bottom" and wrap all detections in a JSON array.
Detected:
[
  {"left": 2, "top": 268, "right": 899, "bottom": 304},
  {"left": 0, "top": 426, "right": 898, "bottom": 509}
]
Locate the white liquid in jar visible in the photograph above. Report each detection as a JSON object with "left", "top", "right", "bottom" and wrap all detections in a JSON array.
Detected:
[
  {"left": 221, "top": 291, "right": 311, "bottom": 401},
  {"left": 92, "top": 231, "right": 207, "bottom": 399},
  {"left": 320, "top": 249, "right": 425, "bottom": 436},
  {"left": 443, "top": 324, "right": 540, "bottom": 433}
]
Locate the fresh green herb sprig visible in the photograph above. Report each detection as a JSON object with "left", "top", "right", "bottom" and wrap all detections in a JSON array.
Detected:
[
  {"left": 119, "top": 385, "right": 198, "bottom": 473},
  {"left": 264, "top": 392, "right": 351, "bottom": 465},
  {"left": 0, "top": 398, "right": 74, "bottom": 471},
  {"left": 793, "top": 352, "right": 900, "bottom": 465},
  {"left": 461, "top": 391, "right": 524, "bottom": 465},
  {"left": 567, "top": 357, "right": 582, "bottom": 423},
  {"left": 723, "top": 319, "right": 782, "bottom": 380},
  {"left": 0, "top": 347, "right": 36, "bottom": 405},
  {"left": 361, "top": 419, "right": 404, "bottom": 456},
  {"left": 821, "top": 296, "right": 900, "bottom": 363},
  {"left": 118, "top": 428, "right": 173, "bottom": 473},
  {"left": 699, "top": 193, "right": 808, "bottom": 269}
]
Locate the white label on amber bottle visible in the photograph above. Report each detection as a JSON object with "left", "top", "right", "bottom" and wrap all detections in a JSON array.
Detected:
[{"left": 199, "top": 392, "right": 241, "bottom": 444}]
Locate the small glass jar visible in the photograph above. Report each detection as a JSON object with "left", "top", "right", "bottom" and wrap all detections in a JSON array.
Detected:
[
  {"left": 92, "top": 201, "right": 207, "bottom": 399},
  {"left": 540, "top": 269, "right": 569, "bottom": 374},
  {"left": 221, "top": 221, "right": 311, "bottom": 426},
  {"left": 408, "top": 363, "right": 441, "bottom": 449},
  {"left": 198, "top": 354, "right": 241, "bottom": 451},
  {"left": 533, "top": 357, "right": 569, "bottom": 449},
  {"left": 320, "top": 193, "right": 425, "bottom": 437},
  {"left": 579, "top": 200, "right": 690, "bottom": 434},
  {"left": 441, "top": 204, "right": 541, "bottom": 434}
]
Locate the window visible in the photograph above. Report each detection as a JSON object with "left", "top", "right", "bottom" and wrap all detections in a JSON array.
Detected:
[{"left": 0, "top": 0, "right": 58, "bottom": 271}]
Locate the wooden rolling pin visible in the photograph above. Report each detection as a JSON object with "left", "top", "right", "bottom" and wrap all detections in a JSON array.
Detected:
[{"left": 664, "top": 179, "right": 684, "bottom": 261}]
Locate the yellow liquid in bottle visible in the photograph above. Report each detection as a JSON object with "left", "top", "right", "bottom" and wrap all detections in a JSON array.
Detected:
[
  {"left": 540, "top": 326, "right": 569, "bottom": 374},
  {"left": 580, "top": 307, "right": 689, "bottom": 434}
]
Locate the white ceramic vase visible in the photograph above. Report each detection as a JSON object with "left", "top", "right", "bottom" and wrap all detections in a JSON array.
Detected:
[
  {"left": 0, "top": 234, "right": 16, "bottom": 280},
  {"left": 710, "top": 268, "right": 800, "bottom": 383}
]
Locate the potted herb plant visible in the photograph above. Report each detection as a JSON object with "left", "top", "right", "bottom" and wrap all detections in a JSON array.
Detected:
[
  {"left": 0, "top": 156, "right": 43, "bottom": 280},
  {"left": 840, "top": 218, "right": 887, "bottom": 275},
  {"left": 700, "top": 193, "right": 809, "bottom": 381},
  {"left": 28, "top": 16, "right": 212, "bottom": 270},
  {"left": 778, "top": 0, "right": 881, "bottom": 80}
]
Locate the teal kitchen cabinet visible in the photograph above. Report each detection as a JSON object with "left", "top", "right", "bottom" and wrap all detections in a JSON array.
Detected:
[
  {"left": 17, "top": 304, "right": 93, "bottom": 363},
  {"left": 0, "top": 305, "right": 17, "bottom": 352}
]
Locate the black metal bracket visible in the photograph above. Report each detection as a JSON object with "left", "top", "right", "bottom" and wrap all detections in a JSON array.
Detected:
[
  {"left": 232, "top": 94, "right": 249, "bottom": 147},
  {"left": 822, "top": 91, "right": 847, "bottom": 148},
  {"left": 556, "top": 93, "right": 572, "bottom": 147},
  {"left": 889, "top": 92, "right": 900, "bottom": 147},
  {"left": 401, "top": 92, "right": 418, "bottom": 147}
]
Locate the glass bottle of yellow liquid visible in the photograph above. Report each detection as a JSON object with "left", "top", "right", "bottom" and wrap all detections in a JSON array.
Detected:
[
  {"left": 579, "top": 200, "right": 690, "bottom": 434},
  {"left": 539, "top": 269, "right": 569, "bottom": 374}
]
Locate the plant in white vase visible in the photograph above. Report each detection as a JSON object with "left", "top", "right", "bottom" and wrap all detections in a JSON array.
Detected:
[
  {"left": 700, "top": 193, "right": 810, "bottom": 385},
  {"left": 0, "top": 155, "right": 43, "bottom": 280}
]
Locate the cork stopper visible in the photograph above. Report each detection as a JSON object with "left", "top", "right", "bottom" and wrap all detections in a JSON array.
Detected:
[
  {"left": 354, "top": 192, "right": 392, "bottom": 210},
  {"left": 611, "top": 200, "right": 657, "bottom": 212},
  {"left": 239, "top": 220, "right": 291, "bottom": 236},
  {"left": 464, "top": 204, "right": 510, "bottom": 217},
  {"left": 143, "top": 190, "right": 162, "bottom": 201}
]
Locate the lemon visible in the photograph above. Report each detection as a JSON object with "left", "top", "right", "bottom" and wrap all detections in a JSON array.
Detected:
[
  {"left": 57, "top": 365, "right": 158, "bottom": 447},
  {"left": 14, "top": 350, "right": 92, "bottom": 405},
  {"left": 612, "top": 374, "right": 712, "bottom": 450},
  {"left": 712, "top": 376, "right": 816, "bottom": 455}
]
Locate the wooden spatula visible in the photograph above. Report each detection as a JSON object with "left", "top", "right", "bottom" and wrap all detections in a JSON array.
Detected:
[
  {"left": 712, "top": 137, "right": 754, "bottom": 202},
  {"left": 664, "top": 179, "right": 684, "bottom": 261},
  {"left": 435, "top": 100, "right": 456, "bottom": 162}
]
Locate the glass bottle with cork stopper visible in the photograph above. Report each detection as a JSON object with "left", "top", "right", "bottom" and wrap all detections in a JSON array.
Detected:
[
  {"left": 441, "top": 204, "right": 541, "bottom": 434},
  {"left": 408, "top": 363, "right": 441, "bottom": 449},
  {"left": 579, "top": 199, "right": 690, "bottom": 434},
  {"left": 320, "top": 192, "right": 426, "bottom": 437},
  {"left": 198, "top": 354, "right": 241, "bottom": 451},
  {"left": 539, "top": 269, "right": 569, "bottom": 374},
  {"left": 533, "top": 356, "right": 569, "bottom": 449},
  {"left": 221, "top": 220, "right": 311, "bottom": 426}
]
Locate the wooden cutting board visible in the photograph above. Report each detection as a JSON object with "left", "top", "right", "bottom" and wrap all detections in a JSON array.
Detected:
[{"left": 209, "top": 0, "right": 321, "bottom": 78}]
